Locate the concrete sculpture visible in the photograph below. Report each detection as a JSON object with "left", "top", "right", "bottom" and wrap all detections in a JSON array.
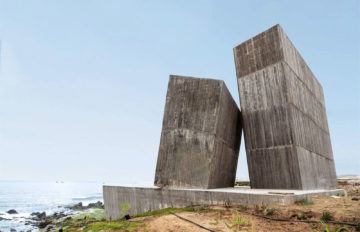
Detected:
[
  {"left": 103, "top": 25, "right": 342, "bottom": 219},
  {"left": 234, "top": 24, "right": 337, "bottom": 189},
  {"left": 154, "top": 75, "right": 242, "bottom": 189}
]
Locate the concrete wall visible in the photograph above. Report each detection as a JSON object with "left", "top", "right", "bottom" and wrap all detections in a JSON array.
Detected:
[
  {"left": 103, "top": 185, "right": 344, "bottom": 219},
  {"left": 234, "top": 24, "right": 337, "bottom": 189},
  {"left": 154, "top": 75, "right": 242, "bottom": 189}
]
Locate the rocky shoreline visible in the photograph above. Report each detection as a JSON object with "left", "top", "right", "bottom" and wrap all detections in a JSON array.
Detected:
[{"left": 0, "top": 201, "right": 104, "bottom": 232}]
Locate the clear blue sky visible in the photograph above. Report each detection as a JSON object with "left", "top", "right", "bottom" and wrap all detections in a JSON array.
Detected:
[{"left": 0, "top": 0, "right": 359, "bottom": 183}]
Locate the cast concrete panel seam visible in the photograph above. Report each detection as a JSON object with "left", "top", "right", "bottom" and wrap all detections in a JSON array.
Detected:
[
  {"left": 246, "top": 145, "right": 333, "bottom": 161},
  {"left": 161, "top": 129, "right": 240, "bottom": 152},
  {"left": 282, "top": 61, "right": 325, "bottom": 108},
  {"left": 277, "top": 26, "right": 323, "bottom": 94},
  {"left": 238, "top": 61, "right": 325, "bottom": 108}
]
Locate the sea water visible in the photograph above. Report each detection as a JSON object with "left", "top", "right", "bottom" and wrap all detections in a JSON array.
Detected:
[{"left": 0, "top": 181, "right": 103, "bottom": 231}]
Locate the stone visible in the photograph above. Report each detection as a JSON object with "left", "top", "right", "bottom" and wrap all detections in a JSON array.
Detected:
[
  {"left": 37, "top": 219, "right": 52, "bottom": 229},
  {"left": 6, "top": 209, "right": 18, "bottom": 214},
  {"left": 233, "top": 24, "right": 337, "bottom": 190},
  {"left": 87, "top": 201, "right": 104, "bottom": 209},
  {"left": 154, "top": 75, "right": 242, "bottom": 189},
  {"left": 31, "top": 212, "right": 46, "bottom": 220},
  {"left": 66, "top": 202, "right": 83, "bottom": 210}
]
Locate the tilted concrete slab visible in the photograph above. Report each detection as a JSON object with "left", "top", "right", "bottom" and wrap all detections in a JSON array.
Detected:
[
  {"left": 154, "top": 75, "right": 242, "bottom": 189},
  {"left": 234, "top": 24, "right": 337, "bottom": 190},
  {"left": 103, "top": 185, "right": 344, "bottom": 219}
]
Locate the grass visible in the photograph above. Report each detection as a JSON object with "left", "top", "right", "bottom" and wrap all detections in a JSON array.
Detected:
[
  {"left": 133, "top": 206, "right": 201, "bottom": 218},
  {"left": 225, "top": 214, "right": 251, "bottom": 230},
  {"left": 234, "top": 181, "right": 250, "bottom": 186},
  {"left": 319, "top": 221, "right": 349, "bottom": 232},
  {"left": 321, "top": 211, "right": 334, "bottom": 223},
  {"left": 56, "top": 206, "right": 211, "bottom": 231},
  {"left": 71, "top": 209, "right": 106, "bottom": 221},
  {"left": 82, "top": 221, "right": 142, "bottom": 232},
  {"left": 119, "top": 203, "right": 131, "bottom": 218},
  {"left": 254, "top": 204, "right": 276, "bottom": 216},
  {"left": 296, "top": 212, "right": 307, "bottom": 220},
  {"left": 232, "top": 215, "right": 250, "bottom": 226},
  {"left": 56, "top": 209, "right": 144, "bottom": 232},
  {"left": 59, "top": 220, "right": 143, "bottom": 232},
  {"left": 295, "top": 198, "right": 314, "bottom": 206},
  {"left": 237, "top": 204, "right": 248, "bottom": 211},
  {"left": 335, "top": 191, "right": 345, "bottom": 197}
]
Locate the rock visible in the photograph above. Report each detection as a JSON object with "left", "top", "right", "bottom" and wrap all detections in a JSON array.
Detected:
[
  {"left": 10, "top": 229, "right": 16, "bottom": 232},
  {"left": 45, "top": 225, "right": 54, "bottom": 232},
  {"left": 66, "top": 201, "right": 104, "bottom": 210},
  {"left": 51, "top": 211, "right": 67, "bottom": 220},
  {"left": 38, "top": 219, "right": 52, "bottom": 229},
  {"left": 87, "top": 201, "right": 104, "bottom": 209},
  {"left": 0, "top": 217, "right": 10, "bottom": 221},
  {"left": 351, "top": 196, "right": 360, "bottom": 201},
  {"left": 67, "top": 202, "right": 84, "bottom": 210},
  {"left": 31, "top": 212, "right": 46, "bottom": 220},
  {"left": 31, "top": 211, "right": 69, "bottom": 229},
  {"left": 7, "top": 209, "right": 18, "bottom": 214}
]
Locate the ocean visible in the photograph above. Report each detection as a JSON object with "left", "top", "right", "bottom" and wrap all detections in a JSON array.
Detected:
[{"left": 0, "top": 181, "right": 104, "bottom": 232}]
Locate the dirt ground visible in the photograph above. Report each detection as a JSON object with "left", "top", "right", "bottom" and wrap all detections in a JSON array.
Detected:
[{"left": 139, "top": 180, "right": 360, "bottom": 232}]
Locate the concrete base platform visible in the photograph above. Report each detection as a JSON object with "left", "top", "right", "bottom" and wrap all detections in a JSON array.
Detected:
[{"left": 103, "top": 185, "right": 344, "bottom": 219}]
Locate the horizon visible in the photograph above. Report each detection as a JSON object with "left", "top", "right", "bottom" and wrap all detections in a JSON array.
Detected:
[{"left": 0, "top": 0, "right": 359, "bottom": 182}]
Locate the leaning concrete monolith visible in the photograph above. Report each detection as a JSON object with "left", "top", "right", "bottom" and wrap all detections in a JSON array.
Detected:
[
  {"left": 154, "top": 75, "right": 242, "bottom": 189},
  {"left": 233, "top": 24, "right": 337, "bottom": 190}
]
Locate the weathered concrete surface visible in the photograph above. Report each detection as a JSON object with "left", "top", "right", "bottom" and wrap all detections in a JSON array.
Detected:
[
  {"left": 154, "top": 75, "right": 242, "bottom": 189},
  {"left": 103, "top": 185, "right": 344, "bottom": 219},
  {"left": 234, "top": 24, "right": 337, "bottom": 190}
]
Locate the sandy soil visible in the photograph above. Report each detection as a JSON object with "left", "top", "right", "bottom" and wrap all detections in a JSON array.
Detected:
[{"left": 140, "top": 181, "right": 360, "bottom": 232}]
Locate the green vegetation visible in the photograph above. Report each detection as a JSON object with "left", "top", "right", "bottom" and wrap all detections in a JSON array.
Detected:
[
  {"left": 57, "top": 206, "right": 211, "bottom": 232},
  {"left": 71, "top": 209, "right": 105, "bottom": 221},
  {"left": 254, "top": 204, "right": 276, "bottom": 216},
  {"left": 295, "top": 197, "right": 314, "bottom": 206},
  {"left": 232, "top": 215, "right": 250, "bottom": 226},
  {"left": 263, "top": 206, "right": 276, "bottom": 216},
  {"left": 234, "top": 181, "right": 250, "bottom": 186},
  {"left": 319, "top": 221, "right": 349, "bottom": 232},
  {"left": 225, "top": 214, "right": 251, "bottom": 230},
  {"left": 336, "top": 192, "right": 345, "bottom": 197},
  {"left": 56, "top": 209, "right": 143, "bottom": 232},
  {"left": 237, "top": 204, "right": 248, "bottom": 211},
  {"left": 61, "top": 220, "right": 143, "bottom": 232},
  {"left": 119, "top": 203, "right": 131, "bottom": 218},
  {"left": 321, "top": 211, "right": 334, "bottom": 222},
  {"left": 356, "top": 223, "right": 360, "bottom": 231},
  {"left": 296, "top": 212, "right": 306, "bottom": 220},
  {"left": 134, "top": 206, "right": 200, "bottom": 218}
]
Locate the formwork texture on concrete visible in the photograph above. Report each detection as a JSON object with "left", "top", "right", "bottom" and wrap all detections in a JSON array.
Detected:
[
  {"left": 154, "top": 75, "right": 242, "bottom": 189},
  {"left": 233, "top": 24, "right": 336, "bottom": 190},
  {"left": 103, "top": 185, "right": 344, "bottom": 219}
]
